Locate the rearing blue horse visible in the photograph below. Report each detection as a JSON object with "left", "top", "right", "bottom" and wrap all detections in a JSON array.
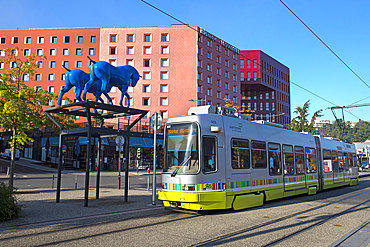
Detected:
[
  {"left": 57, "top": 65, "right": 113, "bottom": 106},
  {"left": 82, "top": 57, "right": 140, "bottom": 107}
]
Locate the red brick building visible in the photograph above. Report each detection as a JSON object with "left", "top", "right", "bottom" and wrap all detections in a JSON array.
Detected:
[{"left": 240, "top": 50, "right": 290, "bottom": 125}]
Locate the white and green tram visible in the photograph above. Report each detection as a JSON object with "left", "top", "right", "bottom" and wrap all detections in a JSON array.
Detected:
[{"left": 158, "top": 106, "right": 359, "bottom": 211}]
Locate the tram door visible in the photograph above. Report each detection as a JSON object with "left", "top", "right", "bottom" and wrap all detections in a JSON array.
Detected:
[
  {"left": 333, "top": 151, "right": 345, "bottom": 184},
  {"left": 283, "top": 145, "right": 306, "bottom": 192}
]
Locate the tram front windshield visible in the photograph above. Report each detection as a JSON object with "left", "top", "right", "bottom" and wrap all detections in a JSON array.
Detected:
[{"left": 164, "top": 123, "right": 199, "bottom": 174}]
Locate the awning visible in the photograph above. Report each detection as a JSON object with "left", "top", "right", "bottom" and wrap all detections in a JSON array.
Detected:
[
  {"left": 78, "top": 137, "right": 109, "bottom": 145},
  {"left": 129, "top": 137, "right": 164, "bottom": 148}
]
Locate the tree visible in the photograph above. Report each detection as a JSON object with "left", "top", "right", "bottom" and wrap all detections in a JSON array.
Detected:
[
  {"left": 0, "top": 47, "right": 74, "bottom": 188},
  {"left": 288, "top": 100, "right": 323, "bottom": 133}
]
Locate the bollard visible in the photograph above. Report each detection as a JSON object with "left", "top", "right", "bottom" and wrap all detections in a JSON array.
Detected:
[
  {"left": 75, "top": 175, "right": 77, "bottom": 189},
  {"left": 7, "top": 167, "right": 10, "bottom": 176},
  {"left": 128, "top": 175, "right": 130, "bottom": 190},
  {"left": 118, "top": 174, "right": 121, "bottom": 190},
  {"left": 147, "top": 175, "right": 150, "bottom": 191},
  {"left": 52, "top": 175, "right": 54, "bottom": 189}
]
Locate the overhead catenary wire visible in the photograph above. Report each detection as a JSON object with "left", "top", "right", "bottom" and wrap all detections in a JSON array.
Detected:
[
  {"left": 279, "top": 0, "right": 370, "bottom": 98},
  {"left": 140, "top": 0, "right": 362, "bottom": 121}
]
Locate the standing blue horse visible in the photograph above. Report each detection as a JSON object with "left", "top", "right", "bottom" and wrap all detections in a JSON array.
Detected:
[
  {"left": 82, "top": 57, "right": 140, "bottom": 107},
  {"left": 57, "top": 65, "right": 113, "bottom": 106}
]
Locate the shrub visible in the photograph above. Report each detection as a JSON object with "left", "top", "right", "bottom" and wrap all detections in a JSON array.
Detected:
[{"left": 0, "top": 182, "right": 21, "bottom": 222}]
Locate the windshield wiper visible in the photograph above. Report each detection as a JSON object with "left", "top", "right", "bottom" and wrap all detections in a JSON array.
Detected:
[{"left": 171, "top": 155, "right": 191, "bottom": 177}]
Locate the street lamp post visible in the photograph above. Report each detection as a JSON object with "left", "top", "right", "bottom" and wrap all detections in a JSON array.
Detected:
[{"left": 189, "top": 95, "right": 207, "bottom": 106}]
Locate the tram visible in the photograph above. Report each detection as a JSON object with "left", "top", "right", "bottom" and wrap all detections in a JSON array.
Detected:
[{"left": 158, "top": 105, "right": 359, "bottom": 211}]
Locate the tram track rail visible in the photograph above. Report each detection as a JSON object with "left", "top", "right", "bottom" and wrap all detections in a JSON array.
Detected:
[{"left": 190, "top": 189, "right": 370, "bottom": 247}]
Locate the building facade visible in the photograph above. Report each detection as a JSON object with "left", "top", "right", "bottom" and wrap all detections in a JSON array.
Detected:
[
  {"left": 240, "top": 50, "right": 290, "bottom": 125},
  {"left": 0, "top": 25, "right": 240, "bottom": 165}
]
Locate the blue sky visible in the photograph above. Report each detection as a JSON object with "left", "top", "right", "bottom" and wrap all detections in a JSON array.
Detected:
[{"left": 1, "top": 0, "right": 369, "bottom": 122}]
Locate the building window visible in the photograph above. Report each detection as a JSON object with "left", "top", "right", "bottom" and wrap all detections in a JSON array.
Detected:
[
  {"left": 207, "top": 64, "right": 211, "bottom": 71},
  {"left": 225, "top": 83, "right": 229, "bottom": 90},
  {"left": 75, "top": 61, "right": 82, "bottom": 68},
  {"left": 266, "top": 91, "right": 269, "bottom": 99},
  {"left": 63, "top": 48, "right": 69, "bottom": 56},
  {"left": 110, "top": 35, "right": 117, "bottom": 43},
  {"left": 127, "top": 34, "right": 134, "bottom": 42},
  {"left": 162, "top": 33, "right": 169, "bottom": 41},
  {"left": 240, "top": 60, "right": 244, "bottom": 68},
  {"left": 22, "top": 74, "right": 29, "bottom": 81},
  {"left": 225, "top": 60, "right": 229, "bottom": 67},
  {"left": 37, "top": 61, "right": 43, "bottom": 68},
  {"left": 12, "top": 37, "right": 18, "bottom": 44},
  {"left": 272, "top": 102, "right": 275, "bottom": 111},
  {"left": 207, "top": 76, "right": 211, "bottom": 84},
  {"left": 36, "top": 49, "right": 43, "bottom": 56},
  {"left": 161, "top": 59, "right": 169, "bottom": 67},
  {"left": 87, "top": 36, "right": 95, "bottom": 43},
  {"left": 76, "top": 48, "right": 83, "bottom": 55},
  {"left": 62, "top": 61, "right": 69, "bottom": 68},
  {"left": 144, "top": 59, "right": 151, "bottom": 67},
  {"left": 253, "top": 72, "right": 257, "bottom": 80},
  {"left": 266, "top": 102, "right": 269, "bottom": 111},
  {"left": 0, "top": 37, "right": 5, "bottom": 44},
  {"left": 225, "top": 71, "right": 229, "bottom": 78},
  {"left": 23, "top": 49, "right": 30, "bottom": 56},
  {"left": 225, "top": 94, "right": 229, "bottom": 99},
  {"left": 143, "top": 85, "right": 151, "bottom": 93},
  {"left": 51, "top": 36, "right": 57, "bottom": 43},
  {"left": 161, "top": 111, "right": 168, "bottom": 119},
  {"left": 241, "top": 72, "right": 244, "bottom": 78},
  {"left": 25, "top": 37, "right": 31, "bottom": 44},
  {"left": 198, "top": 60, "right": 201, "bottom": 68},
  {"left": 253, "top": 59, "right": 257, "bottom": 68},
  {"left": 141, "top": 98, "right": 150, "bottom": 106},
  {"left": 50, "top": 49, "right": 56, "bottom": 56},
  {"left": 37, "top": 36, "right": 44, "bottom": 44},
  {"left": 127, "top": 86, "right": 134, "bottom": 93},
  {"left": 161, "top": 98, "right": 168, "bottom": 106},
  {"left": 207, "top": 52, "right": 211, "bottom": 59},
  {"left": 161, "top": 84, "right": 168, "bottom": 92},
  {"left": 127, "top": 47, "right": 134, "bottom": 54},
  {"left": 109, "top": 47, "right": 116, "bottom": 55},
  {"left": 126, "top": 59, "right": 134, "bottom": 66},
  {"left": 217, "top": 68, "right": 220, "bottom": 75},
  {"left": 207, "top": 88, "right": 211, "bottom": 96},
  {"left": 144, "top": 34, "right": 151, "bottom": 42},
  {"left": 198, "top": 72, "right": 201, "bottom": 80},
  {"left": 162, "top": 46, "right": 169, "bottom": 54},
  {"left": 233, "top": 74, "right": 236, "bottom": 81},
  {"left": 207, "top": 40, "right": 211, "bottom": 47},
  {"left": 48, "top": 74, "right": 55, "bottom": 81},
  {"left": 233, "top": 96, "right": 237, "bottom": 104},
  {"left": 233, "top": 85, "right": 236, "bottom": 92},
  {"left": 47, "top": 86, "right": 55, "bottom": 93},
  {"left": 0, "top": 62, "right": 4, "bottom": 69},
  {"left": 76, "top": 36, "right": 83, "bottom": 43},
  {"left": 143, "top": 72, "right": 151, "bottom": 80},
  {"left": 217, "top": 91, "right": 220, "bottom": 99},
  {"left": 161, "top": 72, "right": 169, "bottom": 80},
  {"left": 61, "top": 73, "right": 65, "bottom": 80},
  {"left": 89, "top": 48, "right": 96, "bottom": 55},
  {"left": 49, "top": 61, "right": 56, "bottom": 68},
  {"left": 272, "top": 91, "right": 275, "bottom": 99}
]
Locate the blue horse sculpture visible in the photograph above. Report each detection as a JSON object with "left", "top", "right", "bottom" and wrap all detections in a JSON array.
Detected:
[
  {"left": 57, "top": 66, "right": 113, "bottom": 106},
  {"left": 82, "top": 57, "right": 140, "bottom": 107}
]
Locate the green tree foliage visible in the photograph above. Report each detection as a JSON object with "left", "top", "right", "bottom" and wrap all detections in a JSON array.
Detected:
[
  {"left": 324, "top": 120, "right": 370, "bottom": 142},
  {"left": 0, "top": 47, "right": 74, "bottom": 187},
  {"left": 288, "top": 100, "right": 323, "bottom": 133},
  {"left": 0, "top": 181, "right": 21, "bottom": 222}
]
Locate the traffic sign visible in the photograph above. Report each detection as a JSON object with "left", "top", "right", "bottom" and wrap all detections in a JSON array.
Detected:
[
  {"left": 115, "top": 136, "right": 125, "bottom": 146},
  {"left": 150, "top": 112, "right": 162, "bottom": 130}
]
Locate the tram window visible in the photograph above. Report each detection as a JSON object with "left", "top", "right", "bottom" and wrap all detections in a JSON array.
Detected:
[
  {"left": 231, "top": 139, "right": 250, "bottom": 169},
  {"left": 203, "top": 136, "right": 217, "bottom": 173},
  {"left": 305, "top": 148, "right": 317, "bottom": 173},
  {"left": 344, "top": 153, "right": 349, "bottom": 171},
  {"left": 350, "top": 153, "right": 356, "bottom": 167},
  {"left": 332, "top": 151, "right": 339, "bottom": 172},
  {"left": 323, "top": 149, "right": 332, "bottom": 172},
  {"left": 268, "top": 143, "right": 281, "bottom": 175},
  {"left": 251, "top": 141, "right": 267, "bottom": 169},
  {"left": 338, "top": 152, "right": 344, "bottom": 172},
  {"left": 283, "top": 145, "right": 294, "bottom": 174},
  {"left": 295, "top": 146, "right": 305, "bottom": 174}
]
